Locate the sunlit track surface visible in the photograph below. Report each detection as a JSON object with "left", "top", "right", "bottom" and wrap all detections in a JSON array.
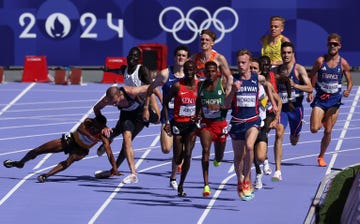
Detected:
[{"left": 0, "top": 82, "right": 359, "bottom": 224}]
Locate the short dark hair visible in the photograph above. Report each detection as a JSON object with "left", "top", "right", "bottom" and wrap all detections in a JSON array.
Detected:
[
  {"left": 94, "top": 114, "right": 107, "bottom": 127},
  {"left": 184, "top": 60, "right": 196, "bottom": 68},
  {"left": 205, "top": 61, "right": 217, "bottom": 69},
  {"left": 281, "top": 41, "right": 295, "bottom": 51},
  {"left": 173, "top": 45, "right": 190, "bottom": 57},
  {"left": 259, "top": 55, "right": 271, "bottom": 65}
]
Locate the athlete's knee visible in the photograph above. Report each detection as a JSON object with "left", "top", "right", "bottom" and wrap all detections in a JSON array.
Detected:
[
  {"left": 256, "top": 154, "right": 266, "bottom": 163},
  {"left": 310, "top": 123, "right": 321, "bottom": 133},
  {"left": 161, "top": 147, "right": 171, "bottom": 154}
]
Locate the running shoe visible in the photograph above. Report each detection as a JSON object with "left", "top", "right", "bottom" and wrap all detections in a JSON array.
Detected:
[
  {"left": 3, "top": 160, "right": 23, "bottom": 168},
  {"left": 178, "top": 185, "right": 186, "bottom": 197},
  {"left": 37, "top": 174, "right": 47, "bottom": 183},
  {"left": 122, "top": 174, "right": 139, "bottom": 184},
  {"left": 242, "top": 180, "right": 254, "bottom": 197},
  {"left": 263, "top": 159, "right": 272, "bottom": 175},
  {"left": 238, "top": 181, "right": 255, "bottom": 201},
  {"left": 317, "top": 157, "right": 327, "bottom": 167},
  {"left": 254, "top": 172, "right": 263, "bottom": 190},
  {"left": 203, "top": 185, "right": 211, "bottom": 197},
  {"left": 94, "top": 170, "right": 112, "bottom": 179},
  {"left": 272, "top": 170, "right": 282, "bottom": 182},
  {"left": 170, "top": 180, "right": 178, "bottom": 190},
  {"left": 240, "top": 193, "right": 255, "bottom": 201},
  {"left": 96, "top": 144, "right": 106, "bottom": 156},
  {"left": 213, "top": 159, "right": 221, "bottom": 167}
]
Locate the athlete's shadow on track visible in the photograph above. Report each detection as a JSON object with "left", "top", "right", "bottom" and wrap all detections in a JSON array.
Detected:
[
  {"left": 281, "top": 162, "right": 319, "bottom": 167},
  {"left": 0, "top": 174, "right": 101, "bottom": 183},
  {"left": 111, "top": 187, "right": 240, "bottom": 211}
]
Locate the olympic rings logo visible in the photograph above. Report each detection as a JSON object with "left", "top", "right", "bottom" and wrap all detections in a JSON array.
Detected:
[{"left": 159, "top": 6, "right": 238, "bottom": 44}]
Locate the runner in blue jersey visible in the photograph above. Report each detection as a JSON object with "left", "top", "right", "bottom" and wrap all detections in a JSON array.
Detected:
[
  {"left": 143, "top": 45, "right": 190, "bottom": 190},
  {"left": 225, "top": 49, "right": 275, "bottom": 201},
  {"left": 272, "top": 42, "right": 312, "bottom": 181},
  {"left": 307, "top": 33, "right": 352, "bottom": 167}
]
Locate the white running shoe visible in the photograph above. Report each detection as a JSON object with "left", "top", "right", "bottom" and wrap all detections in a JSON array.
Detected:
[
  {"left": 263, "top": 159, "right": 272, "bottom": 175},
  {"left": 170, "top": 180, "right": 178, "bottom": 190},
  {"left": 94, "top": 170, "right": 112, "bottom": 179},
  {"left": 122, "top": 174, "right": 139, "bottom": 184},
  {"left": 255, "top": 172, "right": 263, "bottom": 189},
  {"left": 271, "top": 170, "right": 282, "bottom": 182},
  {"left": 97, "top": 144, "right": 106, "bottom": 156}
]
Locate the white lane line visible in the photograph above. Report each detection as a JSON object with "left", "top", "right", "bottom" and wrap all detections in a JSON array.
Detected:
[
  {"left": 0, "top": 164, "right": 56, "bottom": 206},
  {"left": 197, "top": 173, "right": 236, "bottom": 224},
  {"left": 0, "top": 82, "right": 36, "bottom": 116},
  {"left": 326, "top": 87, "right": 360, "bottom": 175},
  {"left": 88, "top": 135, "right": 160, "bottom": 224}
]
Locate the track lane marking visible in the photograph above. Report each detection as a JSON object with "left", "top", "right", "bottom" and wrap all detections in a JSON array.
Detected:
[
  {"left": 326, "top": 86, "right": 360, "bottom": 175},
  {"left": 88, "top": 135, "right": 160, "bottom": 224},
  {"left": 0, "top": 83, "right": 36, "bottom": 116}
]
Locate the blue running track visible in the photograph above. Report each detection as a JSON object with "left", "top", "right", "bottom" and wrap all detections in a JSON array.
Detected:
[{"left": 0, "top": 82, "right": 359, "bottom": 224}]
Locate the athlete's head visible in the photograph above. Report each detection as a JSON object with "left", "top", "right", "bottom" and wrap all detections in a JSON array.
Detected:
[
  {"left": 174, "top": 45, "right": 190, "bottom": 57},
  {"left": 84, "top": 115, "right": 107, "bottom": 135},
  {"left": 94, "top": 115, "right": 107, "bottom": 128},
  {"left": 127, "top": 47, "right": 142, "bottom": 66},
  {"left": 174, "top": 45, "right": 190, "bottom": 66},
  {"left": 200, "top": 29, "right": 216, "bottom": 42},
  {"left": 259, "top": 55, "right": 271, "bottom": 75},
  {"left": 205, "top": 61, "right": 218, "bottom": 81},
  {"left": 105, "top": 86, "right": 123, "bottom": 106},
  {"left": 327, "top": 33, "right": 342, "bottom": 56},
  {"left": 280, "top": 42, "right": 295, "bottom": 63},
  {"left": 183, "top": 60, "right": 197, "bottom": 79},
  {"left": 200, "top": 29, "right": 216, "bottom": 49}
]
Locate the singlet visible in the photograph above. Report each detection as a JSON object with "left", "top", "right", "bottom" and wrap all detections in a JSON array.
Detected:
[
  {"left": 72, "top": 118, "right": 102, "bottom": 150},
  {"left": 277, "top": 64, "right": 304, "bottom": 107},
  {"left": 173, "top": 79, "right": 198, "bottom": 123},
  {"left": 231, "top": 72, "right": 259, "bottom": 119},
  {"left": 124, "top": 64, "right": 143, "bottom": 87},
  {"left": 198, "top": 77, "right": 227, "bottom": 121},
  {"left": 117, "top": 87, "right": 141, "bottom": 111},
  {"left": 261, "top": 35, "right": 284, "bottom": 64},
  {"left": 315, "top": 56, "right": 343, "bottom": 95},
  {"left": 161, "top": 67, "right": 183, "bottom": 123},
  {"left": 194, "top": 50, "right": 217, "bottom": 80}
]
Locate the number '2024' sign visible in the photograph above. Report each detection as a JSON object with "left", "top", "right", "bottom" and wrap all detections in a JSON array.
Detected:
[{"left": 18, "top": 12, "right": 124, "bottom": 39}]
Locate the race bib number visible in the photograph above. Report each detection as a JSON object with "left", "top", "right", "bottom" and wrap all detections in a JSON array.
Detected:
[
  {"left": 202, "top": 106, "right": 221, "bottom": 119},
  {"left": 236, "top": 95, "right": 256, "bottom": 107},
  {"left": 279, "top": 91, "right": 296, "bottom": 103},
  {"left": 319, "top": 82, "right": 340, "bottom": 94},
  {"left": 179, "top": 105, "right": 195, "bottom": 117}
]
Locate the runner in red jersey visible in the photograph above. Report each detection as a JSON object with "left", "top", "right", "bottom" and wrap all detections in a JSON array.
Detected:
[{"left": 163, "top": 60, "right": 199, "bottom": 197}]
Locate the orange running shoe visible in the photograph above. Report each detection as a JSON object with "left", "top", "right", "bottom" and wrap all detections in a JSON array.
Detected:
[{"left": 317, "top": 157, "right": 327, "bottom": 167}]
